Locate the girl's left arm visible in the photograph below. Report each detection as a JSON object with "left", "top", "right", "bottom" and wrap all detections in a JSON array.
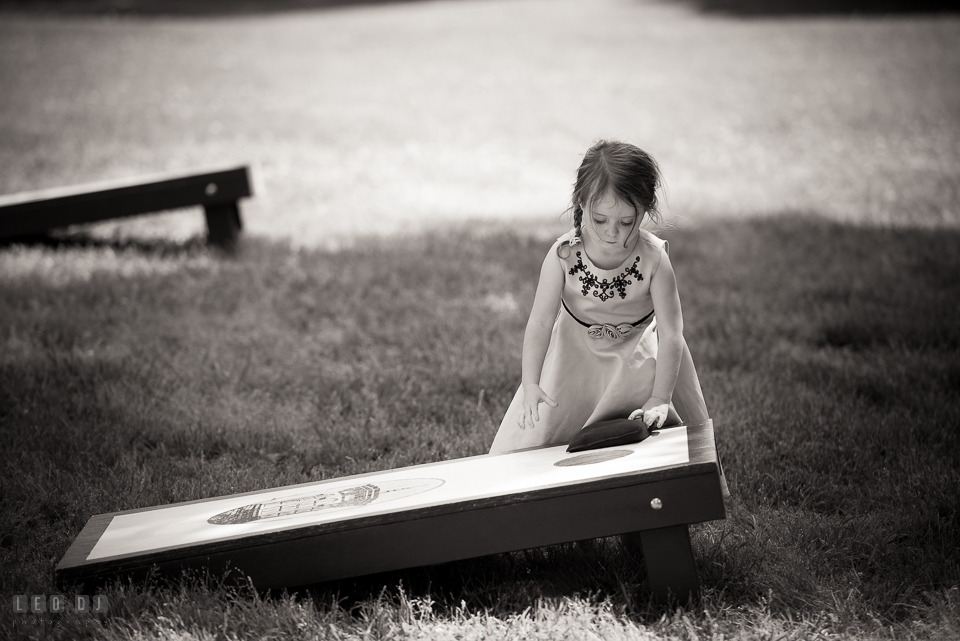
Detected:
[{"left": 631, "top": 247, "right": 684, "bottom": 427}]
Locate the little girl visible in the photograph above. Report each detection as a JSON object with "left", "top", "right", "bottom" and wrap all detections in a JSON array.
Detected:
[{"left": 489, "top": 140, "right": 709, "bottom": 454}]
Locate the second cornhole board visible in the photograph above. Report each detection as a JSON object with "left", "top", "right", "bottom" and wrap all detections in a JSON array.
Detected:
[
  {"left": 57, "top": 420, "right": 725, "bottom": 600},
  {"left": 0, "top": 165, "right": 252, "bottom": 247}
]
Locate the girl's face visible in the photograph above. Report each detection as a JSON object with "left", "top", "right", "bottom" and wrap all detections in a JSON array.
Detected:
[{"left": 583, "top": 192, "right": 640, "bottom": 249}]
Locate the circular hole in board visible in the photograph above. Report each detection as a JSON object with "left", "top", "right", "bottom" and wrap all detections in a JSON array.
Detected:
[{"left": 554, "top": 449, "right": 634, "bottom": 467}]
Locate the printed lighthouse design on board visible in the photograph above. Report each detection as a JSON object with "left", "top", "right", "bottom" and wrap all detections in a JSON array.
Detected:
[{"left": 208, "top": 478, "right": 445, "bottom": 525}]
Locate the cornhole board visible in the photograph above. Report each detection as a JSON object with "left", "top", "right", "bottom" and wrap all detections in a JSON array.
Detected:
[
  {"left": 56, "top": 420, "right": 725, "bottom": 601},
  {"left": 0, "top": 165, "right": 252, "bottom": 248}
]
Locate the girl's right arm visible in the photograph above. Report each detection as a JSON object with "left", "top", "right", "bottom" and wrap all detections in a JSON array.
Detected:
[{"left": 518, "top": 248, "right": 565, "bottom": 429}]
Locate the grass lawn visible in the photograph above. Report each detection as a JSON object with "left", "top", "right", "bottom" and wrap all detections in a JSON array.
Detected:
[
  {"left": 1, "top": 0, "right": 959, "bottom": 638},
  {"left": 1, "top": 215, "right": 958, "bottom": 639},
  {"left": 1, "top": 0, "right": 959, "bottom": 242}
]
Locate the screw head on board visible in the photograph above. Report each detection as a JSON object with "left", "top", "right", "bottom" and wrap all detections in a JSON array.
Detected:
[
  {"left": 205, "top": 183, "right": 218, "bottom": 196},
  {"left": 650, "top": 498, "right": 663, "bottom": 510}
]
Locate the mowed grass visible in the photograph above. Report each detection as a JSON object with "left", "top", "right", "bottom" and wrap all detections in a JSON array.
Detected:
[
  {"left": 2, "top": 2, "right": 959, "bottom": 241},
  {"left": 1, "top": 214, "right": 958, "bottom": 639}
]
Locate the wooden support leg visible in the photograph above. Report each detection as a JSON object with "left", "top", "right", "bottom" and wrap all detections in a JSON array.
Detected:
[
  {"left": 204, "top": 202, "right": 242, "bottom": 249},
  {"left": 623, "top": 525, "right": 700, "bottom": 603}
]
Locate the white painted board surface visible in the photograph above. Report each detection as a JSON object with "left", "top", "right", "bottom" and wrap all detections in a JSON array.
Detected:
[{"left": 88, "top": 427, "right": 688, "bottom": 561}]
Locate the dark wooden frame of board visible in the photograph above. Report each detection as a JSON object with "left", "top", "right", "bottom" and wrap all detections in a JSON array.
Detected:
[
  {"left": 0, "top": 166, "right": 252, "bottom": 249},
  {"left": 56, "top": 419, "right": 725, "bottom": 602}
]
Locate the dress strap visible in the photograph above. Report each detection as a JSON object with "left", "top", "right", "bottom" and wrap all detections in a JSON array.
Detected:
[{"left": 560, "top": 299, "right": 654, "bottom": 339}]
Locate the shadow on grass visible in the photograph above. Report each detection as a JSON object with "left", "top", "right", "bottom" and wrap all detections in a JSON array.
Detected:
[
  {"left": 0, "top": 230, "right": 210, "bottom": 257},
  {"left": 2, "top": 214, "right": 959, "bottom": 635},
  {"left": 284, "top": 537, "right": 649, "bottom": 617},
  {"left": 674, "top": 0, "right": 960, "bottom": 16}
]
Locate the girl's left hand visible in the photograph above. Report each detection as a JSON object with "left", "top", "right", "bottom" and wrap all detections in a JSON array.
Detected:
[{"left": 628, "top": 397, "right": 670, "bottom": 429}]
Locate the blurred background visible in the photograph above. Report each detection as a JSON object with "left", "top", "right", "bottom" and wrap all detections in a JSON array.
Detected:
[
  {"left": 2, "top": 5, "right": 959, "bottom": 635},
  {"left": 2, "top": 0, "right": 958, "bottom": 246}
]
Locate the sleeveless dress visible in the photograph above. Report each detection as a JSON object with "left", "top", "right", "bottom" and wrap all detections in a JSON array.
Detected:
[{"left": 489, "top": 229, "right": 709, "bottom": 454}]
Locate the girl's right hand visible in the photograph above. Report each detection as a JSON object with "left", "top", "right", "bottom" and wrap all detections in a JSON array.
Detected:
[{"left": 518, "top": 383, "right": 558, "bottom": 430}]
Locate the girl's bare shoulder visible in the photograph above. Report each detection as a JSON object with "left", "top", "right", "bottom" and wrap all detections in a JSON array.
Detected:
[
  {"left": 637, "top": 228, "right": 666, "bottom": 250},
  {"left": 636, "top": 229, "right": 669, "bottom": 276}
]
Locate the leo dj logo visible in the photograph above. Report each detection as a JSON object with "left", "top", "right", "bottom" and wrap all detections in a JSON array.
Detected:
[{"left": 12, "top": 594, "right": 108, "bottom": 614}]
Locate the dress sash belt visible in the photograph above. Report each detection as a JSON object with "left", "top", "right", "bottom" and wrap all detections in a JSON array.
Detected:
[{"left": 561, "top": 299, "right": 654, "bottom": 340}]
